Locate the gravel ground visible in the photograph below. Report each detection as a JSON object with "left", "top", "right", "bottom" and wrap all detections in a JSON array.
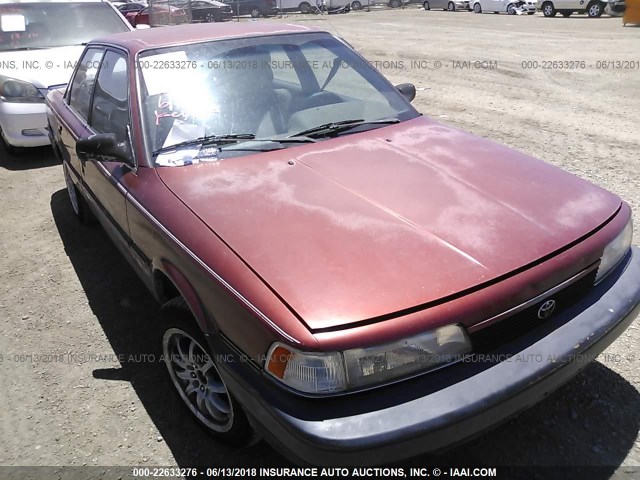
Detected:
[{"left": 0, "top": 8, "right": 639, "bottom": 477}]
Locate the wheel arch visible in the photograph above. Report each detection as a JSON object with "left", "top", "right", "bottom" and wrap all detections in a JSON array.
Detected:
[{"left": 152, "top": 260, "right": 212, "bottom": 334}]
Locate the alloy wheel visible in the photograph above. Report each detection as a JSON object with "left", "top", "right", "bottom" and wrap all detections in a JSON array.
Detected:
[
  {"left": 588, "top": 2, "right": 602, "bottom": 16},
  {"left": 542, "top": 2, "right": 555, "bottom": 15},
  {"left": 162, "top": 328, "right": 234, "bottom": 432}
]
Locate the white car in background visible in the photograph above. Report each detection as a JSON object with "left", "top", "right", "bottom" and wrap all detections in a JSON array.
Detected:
[
  {"left": 423, "top": 0, "right": 471, "bottom": 11},
  {"left": 0, "top": 0, "right": 133, "bottom": 153},
  {"left": 539, "top": 0, "right": 608, "bottom": 16},
  {"left": 470, "top": 0, "right": 537, "bottom": 13}
]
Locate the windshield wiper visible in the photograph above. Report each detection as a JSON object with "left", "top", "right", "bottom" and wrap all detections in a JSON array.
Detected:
[
  {"left": 290, "top": 118, "right": 400, "bottom": 139},
  {"left": 219, "top": 136, "right": 317, "bottom": 151},
  {"left": 152, "top": 133, "right": 255, "bottom": 157}
]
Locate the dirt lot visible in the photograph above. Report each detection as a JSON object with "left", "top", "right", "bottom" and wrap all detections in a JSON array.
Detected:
[{"left": 1, "top": 8, "right": 639, "bottom": 476}]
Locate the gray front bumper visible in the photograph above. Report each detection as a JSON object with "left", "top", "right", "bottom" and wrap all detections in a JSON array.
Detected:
[{"left": 217, "top": 247, "right": 640, "bottom": 465}]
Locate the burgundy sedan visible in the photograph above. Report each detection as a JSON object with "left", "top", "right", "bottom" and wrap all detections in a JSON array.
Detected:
[
  {"left": 45, "top": 24, "right": 639, "bottom": 464},
  {"left": 125, "top": 3, "right": 189, "bottom": 26}
]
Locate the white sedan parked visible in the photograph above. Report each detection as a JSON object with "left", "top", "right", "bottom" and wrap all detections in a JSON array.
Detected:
[
  {"left": 423, "top": 0, "right": 471, "bottom": 11},
  {"left": 470, "top": 0, "right": 537, "bottom": 13},
  {"left": 0, "top": 0, "right": 132, "bottom": 153},
  {"left": 539, "top": 0, "right": 608, "bottom": 17}
]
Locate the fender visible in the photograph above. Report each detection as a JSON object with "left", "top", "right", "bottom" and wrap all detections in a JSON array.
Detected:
[{"left": 154, "top": 259, "right": 214, "bottom": 334}]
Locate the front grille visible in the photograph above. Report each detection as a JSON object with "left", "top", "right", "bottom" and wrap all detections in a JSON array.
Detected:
[{"left": 469, "top": 270, "right": 597, "bottom": 353}]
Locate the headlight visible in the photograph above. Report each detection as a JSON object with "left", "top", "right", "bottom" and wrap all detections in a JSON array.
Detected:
[
  {"left": 265, "top": 324, "right": 471, "bottom": 394},
  {"left": 0, "top": 75, "right": 44, "bottom": 103},
  {"left": 343, "top": 324, "right": 471, "bottom": 388},
  {"left": 595, "top": 216, "right": 633, "bottom": 284},
  {"left": 265, "top": 344, "right": 347, "bottom": 394}
]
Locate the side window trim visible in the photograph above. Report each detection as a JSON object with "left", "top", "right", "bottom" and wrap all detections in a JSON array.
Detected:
[{"left": 87, "top": 46, "right": 131, "bottom": 131}]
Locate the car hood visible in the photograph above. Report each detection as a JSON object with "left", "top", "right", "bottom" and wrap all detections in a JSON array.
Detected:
[
  {"left": 157, "top": 116, "right": 620, "bottom": 331},
  {"left": 0, "top": 46, "right": 84, "bottom": 89}
]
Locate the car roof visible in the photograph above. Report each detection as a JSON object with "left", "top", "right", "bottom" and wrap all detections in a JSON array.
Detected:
[{"left": 91, "top": 23, "right": 324, "bottom": 54}]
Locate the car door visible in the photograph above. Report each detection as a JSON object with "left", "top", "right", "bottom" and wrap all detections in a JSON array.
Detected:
[
  {"left": 82, "top": 48, "right": 135, "bottom": 243},
  {"left": 236, "top": 0, "right": 251, "bottom": 14},
  {"left": 190, "top": 1, "right": 207, "bottom": 20}
]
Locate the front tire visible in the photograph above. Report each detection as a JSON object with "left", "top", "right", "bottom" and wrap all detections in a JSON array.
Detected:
[
  {"left": 507, "top": 3, "right": 516, "bottom": 13},
  {"left": 299, "top": 1, "right": 311, "bottom": 11},
  {"left": 351, "top": 0, "right": 362, "bottom": 8},
  {"left": 423, "top": 0, "right": 430, "bottom": 8},
  {"left": 250, "top": 7, "right": 260, "bottom": 17},
  {"left": 541, "top": 1, "right": 556, "bottom": 15},
  {"left": 473, "top": 2, "right": 481, "bottom": 12},
  {"left": 587, "top": 0, "right": 603, "bottom": 16},
  {"left": 160, "top": 298, "right": 253, "bottom": 445},
  {"left": 447, "top": 1, "right": 455, "bottom": 10}
]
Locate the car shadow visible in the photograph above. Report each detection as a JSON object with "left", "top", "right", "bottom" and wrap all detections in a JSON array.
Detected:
[
  {"left": 0, "top": 145, "right": 60, "bottom": 171},
  {"left": 51, "top": 188, "right": 640, "bottom": 473}
]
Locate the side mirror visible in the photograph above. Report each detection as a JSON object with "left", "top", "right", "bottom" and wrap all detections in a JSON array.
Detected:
[
  {"left": 396, "top": 83, "right": 416, "bottom": 103},
  {"left": 76, "top": 133, "right": 132, "bottom": 165}
]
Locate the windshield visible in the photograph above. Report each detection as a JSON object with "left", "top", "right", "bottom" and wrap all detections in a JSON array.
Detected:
[
  {"left": 0, "top": 3, "right": 130, "bottom": 51},
  {"left": 137, "top": 32, "right": 419, "bottom": 165}
]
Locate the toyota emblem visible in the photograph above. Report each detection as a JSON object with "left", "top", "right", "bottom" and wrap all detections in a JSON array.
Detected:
[{"left": 537, "top": 299, "right": 556, "bottom": 320}]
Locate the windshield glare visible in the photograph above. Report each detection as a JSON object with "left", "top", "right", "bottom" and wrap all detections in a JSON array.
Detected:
[
  {"left": 138, "top": 33, "right": 418, "bottom": 164},
  {"left": 0, "top": 3, "right": 130, "bottom": 51}
]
